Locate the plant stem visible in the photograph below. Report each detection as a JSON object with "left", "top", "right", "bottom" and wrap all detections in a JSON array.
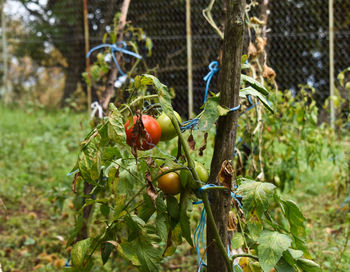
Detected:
[
  {"left": 168, "top": 114, "right": 200, "bottom": 182},
  {"left": 168, "top": 112, "right": 232, "bottom": 271},
  {"left": 202, "top": 0, "right": 224, "bottom": 39},
  {"left": 203, "top": 191, "right": 233, "bottom": 271},
  {"left": 120, "top": 94, "right": 158, "bottom": 113},
  {"left": 152, "top": 167, "right": 188, "bottom": 182},
  {"left": 122, "top": 184, "right": 147, "bottom": 212},
  {"left": 231, "top": 253, "right": 259, "bottom": 261}
]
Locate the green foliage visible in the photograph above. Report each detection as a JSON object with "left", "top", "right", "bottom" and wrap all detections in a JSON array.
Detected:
[
  {"left": 235, "top": 178, "right": 315, "bottom": 272},
  {"left": 66, "top": 74, "right": 321, "bottom": 272}
]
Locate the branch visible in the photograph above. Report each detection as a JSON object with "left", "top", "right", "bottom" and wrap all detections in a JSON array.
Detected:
[
  {"left": 167, "top": 112, "right": 233, "bottom": 271},
  {"left": 202, "top": 0, "right": 224, "bottom": 40},
  {"left": 21, "top": 2, "right": 47, "bottom": 23},
  {"left": 100, "top": 0, "right": 131, "bottom": 110}
]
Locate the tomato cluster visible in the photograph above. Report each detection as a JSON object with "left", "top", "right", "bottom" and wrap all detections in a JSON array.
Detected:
[
  {"left": 124, "top": 115, "right": 161, "bottom": 150},
  {"left": 124, "top": 112, "right": 181, "bottom": 150},
  {"left": 124, "top": 112, "right": 209, "bottom": 195}
]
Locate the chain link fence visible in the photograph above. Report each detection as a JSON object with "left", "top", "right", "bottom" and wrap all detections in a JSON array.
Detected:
[{"left": 1, "top": 0, "right": 350, "bottom": 116}]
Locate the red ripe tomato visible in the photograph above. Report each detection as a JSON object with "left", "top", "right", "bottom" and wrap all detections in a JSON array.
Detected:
[{"left": 124, "top": 115, "right": 161, "bottom": 150}]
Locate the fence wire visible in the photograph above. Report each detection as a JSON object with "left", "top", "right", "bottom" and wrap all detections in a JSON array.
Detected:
[{"left": 1, "top": 0, "right": 350, "bottom": 117}]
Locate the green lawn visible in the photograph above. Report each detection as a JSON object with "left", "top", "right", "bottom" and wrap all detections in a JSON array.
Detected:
[
  {"left": 0, "top": 105, "right": 348, "bottom": 272},
  {"left": 0, "top": 106, "right": 88, "bottom": 271}
]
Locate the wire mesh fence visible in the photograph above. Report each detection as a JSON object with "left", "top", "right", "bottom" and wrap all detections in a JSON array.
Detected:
[{"left": 1, "top": 0, "right": 350, "bottom": 117}]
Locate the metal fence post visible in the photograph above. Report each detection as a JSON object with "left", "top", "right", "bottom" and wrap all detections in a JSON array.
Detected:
[
  {"left": 1, "top": 0, "right": 8, "bottom": 105},
  {"left": 83, "top": 0, "right": 92, "bottom": 114},
  {"left": 329, "top": 0, "right": 335, "bottom": 128},
  {"left": 186, "top": 0, "right": 193, "bottom": 118}
]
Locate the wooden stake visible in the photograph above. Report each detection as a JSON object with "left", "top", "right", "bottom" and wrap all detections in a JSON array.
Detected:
[
  {"left": 207, "top": 0, "right": 246, "bottom": 271},
  {"left": 186, "top": 0, "right": 193, "bottom": 118},
  {"left": 1, "top": 0, "right": 8, "bottom": 105},
  {"left": 83, "top": 0, "right": 92, "bottom": 114},
  {"left": 329, "top": 0, "right": 335, "bottom": 128},
  {"left": 100, "top": 0, "right": 131, "bottom": 110}
]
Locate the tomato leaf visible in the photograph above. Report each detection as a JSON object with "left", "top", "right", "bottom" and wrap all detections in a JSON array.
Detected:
[
  {"left": 135, "top": 238, "right": 162, "bottom": 272},
  {"left": 125, "top": 214, "right": 145, "bottom": 241},
  {"left": 117, "top": 241, "right": 141, "bottom": 266},
  {"left": 237, "top": 178, "right": 276, "bottom": 219},
  {"left": 108, "top": 104, "right": 128, "bottom": 152},
  {"left": 240, "top": 74, "right": 269, "bottom": 96},
  {"left": 296, "top": 258, "right": 321, "bottom": 272},
  {"left": 247, "top": 216, "right": 263, "bottom": 240},
  {"left": 143, "top": 74, "right": 173, "bottom": 116},
  {"left": 166, "top": 195, "right": 180, "bottom": 220},
  {"left": 78, "top": 135, "right": 101, "bottom": 184},
  {"left": 231, "top": 232, "right": 244, "bottom": 249},
  {"left": 156, "top": 212, "right": 168, "bottom": 242},
  {"left": 257, "top": 231, "right": 292, "bottom": 272},
  {"left": 275, "top": 258, "right": 294, "bottom": 272},
  {"left": 138, "top": 194, "right": 156, "bottom": 222},
  {"left": 198, "top": 96, "right": 220, "bottom": 131},
  {"left": 179, "top": 191, "right": 194, "bottom": 246},
  {"left": 240, "top": 87, "right": 274, "bottom": 113},
  {"left": 71, "top": 238, "right": 92, "bottom": 268},
  {"left": 280, "top": 199, "right": 306, "bottom": 239}
]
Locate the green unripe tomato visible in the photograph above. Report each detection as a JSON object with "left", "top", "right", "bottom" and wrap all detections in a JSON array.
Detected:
[
  {"left": 157, "top": 111, "right": 182, "bottom": 141},
  {"left": 194, "top": 162, "right": 209, "bottom": 183},
  {"left": 181, "top": 161, "right": 209, "bottom": 190}
]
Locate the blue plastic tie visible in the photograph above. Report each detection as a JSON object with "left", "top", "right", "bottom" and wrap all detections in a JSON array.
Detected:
[
  {"left": 230, "top": 104, "right": 241, "bottom": 112},
  {"left": 193, "top": 184, "right": 244, "bottom": 271},
  {"left": 65, "top": 256, "right": 71, "bottom": 267},
  {"left": 340, "top": 187, "right": 350, "bottom": 208},
  {"left": 193, "top": 207, "right": 207, "bottom": 271},
  {"left": 180, "top": 118, "right": 200, "bottom": 132},
  {"left": 66, "top": 169, "right": 79, "bottom": 177},
  {"left": 203, "top": 61, "right": 219, "bottom": 103},
  {"left": 87, "top": 41, "right": 142, "bottom": 76},
  {"left": 239, "top": 95, "right": 256, "bottom": 117}
]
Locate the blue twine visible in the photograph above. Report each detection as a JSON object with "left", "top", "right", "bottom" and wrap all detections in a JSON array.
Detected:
[
  {"left": 180, "top": 118, "right": 200, "bottom": 132},
  {"left": 198, "top": 184, "right": 242, "bottom": 207},
  {"left": 239, "top": 95, "right": 256, "bottom": 117},
  {"left": 87, "top": 41, "right": 142, "bottom": 76},
  {"left": 67, "top": 169, "right": 79, "bottom": 177},
  {"left": 65, "top": 256, "right": 71, "bottom": 267},
  {"left": 203, "top": 61, "right": 219, "bottom": 103},
  {"left": 230, "top": 104, "right": 241, "bottom": 112},
  {"left": 193, "top": 184, "right": 243, "bottom": 271},
  {"left": 340, "top": 187, "right": 350, "bottom": 209},
  {"left": 193, "top": 206, "right": 207, "bottom": 272},
  {"left": 203, "top": 61, "right": 242, "bottom": 113}
]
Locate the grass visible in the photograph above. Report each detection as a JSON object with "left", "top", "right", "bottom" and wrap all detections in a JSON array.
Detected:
[
  {"left": 0, "top": 105, "right": 88, "bottom": 271},
  {"left": 0, "top": 105, "right": 349, "bottom": 271},
  {"left": 288, "top": 145, "right": 350, "bottom": 271}
]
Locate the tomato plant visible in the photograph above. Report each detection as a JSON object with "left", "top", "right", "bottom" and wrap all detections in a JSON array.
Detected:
[
  {"left": 124, "top": 114, "right": 161, "bottom": 150},
  {"left": 68, "top": 74, "right": 320, "bottom": 272},
  {"left": 157, "top": 111, "right": 182, "bottom": 141}
]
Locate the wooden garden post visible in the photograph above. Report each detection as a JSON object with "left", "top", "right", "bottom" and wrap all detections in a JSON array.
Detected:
[{"left": 207, "top": 0, "right": 246, "bottom": 271}]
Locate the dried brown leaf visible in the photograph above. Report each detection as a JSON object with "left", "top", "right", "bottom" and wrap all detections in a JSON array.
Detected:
[
  {"left": 256, "top": 37, "right": 267, "bottom": 53},
  {"left": 199, "top": 132, "right": 208, "bottom": 156},
  {"left": 187, "top": 134, "right": 196, "bottom": 150},
  {"left": 72, "top": 172, "right": 81, "bottom": 193},
  {"left": 106, "top": 240, "right": 119, "bottom": 247},
  {"left": 145, "top": 170, "right": 158, "bottom": 206},
  {"left": 218, "top": 160, "right": 233, "bottom": 189},
  {"left": 248, "top": 42, "right": 258, "bottom": 58},
  {"left": 228, "top": 211, "right": 237, "bottom": 231},
  {"left": 263, "top": 64, "right": 276, "bottom": 81},
  {"left": 250, "top": 16, "right": 265, "bottom": 26}
]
